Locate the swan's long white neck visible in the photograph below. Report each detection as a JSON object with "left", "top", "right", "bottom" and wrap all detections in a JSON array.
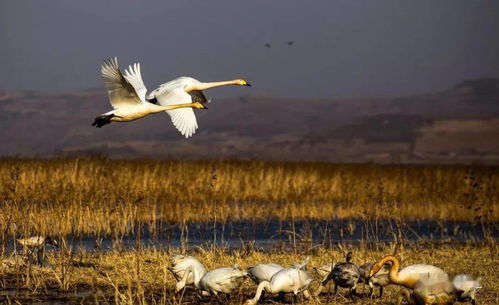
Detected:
[
  {"left": 187, "top": 80, "right": 239, "bottom": 91},
  {"left": 249, "top": 281, "right": 272, "bottom": 304},
  {"left": 152, "top": 102, "right": 199, "bottom": 113},
  {"left": 178, "top": 265, "right": 204, "bottom": 290}
]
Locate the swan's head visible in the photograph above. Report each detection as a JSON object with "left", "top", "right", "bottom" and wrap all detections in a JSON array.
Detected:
[
  {"left": 175, "top": 281, "right": 185, "bottom": 294},
  {"left": 192, "top": 102, "right": 208, "bottom": 109},
  {"left": 243, "top": 299, "right": 256, "bottom": 305},
  {"left": 236, "top": 79, "right": 251, "bottom": 86}
]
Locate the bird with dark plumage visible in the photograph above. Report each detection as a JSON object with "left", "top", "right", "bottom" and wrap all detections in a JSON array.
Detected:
[{"left": 316, "top": 252, "right": 360, "bottom": 297}]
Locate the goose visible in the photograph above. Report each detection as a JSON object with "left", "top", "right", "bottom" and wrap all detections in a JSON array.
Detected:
[
  {"left": 359, "top": 261, "right": 391, "bottom": 297},
  {"left": 248, "top": 263, "right": 284, "bottom": 284},
  {"left": 92, "top": 58, "right": 208, "bottom": 128},
  {"left": 175, "top": 264, "right": 247, "bottom": 295},
  {"left": 168, "top": 255, "right": 207, "bottom": 290},
  {"left": 396, "top": 274, "right": 481, "bottom": 305},
  {"left": 369, "top": 256, "right": 449, "bottom": 290},
  {"left": 244, "top": 258, "right": 312, "bottom": 305},
  {"left": 146, "top": 75, "right": 251, "bottom": 138},
  {"left": 316, "top": 252, "right": 360, "bottom": 296}
]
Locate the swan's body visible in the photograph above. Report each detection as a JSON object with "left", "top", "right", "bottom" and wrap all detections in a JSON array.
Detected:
[
  {"left": 397, "top": 274, "right": 481, "bottom": 305},
  {"left": 16, "top": 236, "right": 58, "bottom": 267},
  {"left": 248, "top": 263, "right": 284, "bottom": 284},
  {"left": 244, "top": 262, "right": 313, "bottom": 305},
  {"left": 17, "top": 236, "right": 58, "bottom": 248},
  {"left": 359, "top": 262, "right": 391, "bottom": 297},
  {"left": 176, "top": 264, "right": 247, "bottom": 295},
  {"left": 168, "top": 255, "right": 207, "bottom": 288},
  {"left": 93, "top": 58, "right": 208, "bottom": 128},
  {"left": 146, "top": 76, "right": 250, "bottom": 138},
  {"left": 370, "top": 256, "right": 449, "bottom": 290}
]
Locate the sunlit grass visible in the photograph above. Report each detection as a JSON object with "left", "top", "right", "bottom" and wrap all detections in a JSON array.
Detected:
[
  {"left": 0, "top": 244, "right": 496, "bottom": 304},
  {"left": 0, "top": 158, "right": 497, "bottom": 238}
]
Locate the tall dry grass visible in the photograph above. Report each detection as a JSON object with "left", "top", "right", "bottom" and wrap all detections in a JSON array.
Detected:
[{"left": 0, "top": 158, "right": 497, "bottom": 238}]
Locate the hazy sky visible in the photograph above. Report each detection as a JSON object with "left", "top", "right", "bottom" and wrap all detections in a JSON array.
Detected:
[{"left": 1, "top": 0, "right": 498, "bottom": 98}]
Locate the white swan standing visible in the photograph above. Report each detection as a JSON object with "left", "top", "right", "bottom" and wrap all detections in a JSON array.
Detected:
[
  {"left": 93, "top": 58, "right": 208, "bottom": 128},
  {"left": 248, "top": 263, "right": 284, "bottom": 284},
  {"left": 244, "top": 258, "right": 312, "bottom": 305},
  {"left": 168, "top": 255, "right": 207, "bottom": 289},
  {"left": 175, "top": 264, "right": 248, "bottom": 295},
  {"left": 146, "top": 76, "right": 251, "bottom": 138}
]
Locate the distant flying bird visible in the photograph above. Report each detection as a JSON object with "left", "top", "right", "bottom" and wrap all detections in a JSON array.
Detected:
[
  {"left": 264, "top": 43, "right": 271, "bottom": 48},
  {"left": 94, "top": 58, "right": 207, "bottom": 128},
  {"left": 287, "top": 41, "right": 294, "bottom": 46},
  {"left": 146, "top": 75, "right": 251, "bottom": 138}
]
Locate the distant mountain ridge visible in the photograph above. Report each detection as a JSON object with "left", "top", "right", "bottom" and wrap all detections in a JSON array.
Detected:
[{"left": 1, "top": 78, "right": 498, "bottom": 164}]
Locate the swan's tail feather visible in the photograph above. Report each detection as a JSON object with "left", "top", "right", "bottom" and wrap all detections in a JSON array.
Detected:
[{"left": 92, "top": 114, "right": 114, "bottom": 128}]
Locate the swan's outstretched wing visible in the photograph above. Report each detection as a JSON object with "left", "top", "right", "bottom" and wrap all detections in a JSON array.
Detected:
[
  {"left": 123, "top": 63, "right": 147, "bottom": 102},
  {"left": 100, "top": 57, "right": 143, "bottom": 108},
  {"left": 153, "top": 86, "right": 199, "bottom": 138},
  {"left": 169, "top": 109, "right": 198, "bottom": 138}
]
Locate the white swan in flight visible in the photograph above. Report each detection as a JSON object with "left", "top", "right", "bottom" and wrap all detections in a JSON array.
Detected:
[
  {"left": 175, "top": 264, "right": 248, "bottom": 295},
  {"left": 146, "top": 75, "right": 251, "bottom": 138},
  {"left": 93, "top": 58, "right": 208, "bottom": 128}
]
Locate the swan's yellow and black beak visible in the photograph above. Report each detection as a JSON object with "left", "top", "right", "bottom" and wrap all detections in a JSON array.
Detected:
[
  {"left": 202, "top": 105, "right": 208, "bottom": 109},
  {"left": 240, "top": 79, "right": 252, "bottom": 87}
]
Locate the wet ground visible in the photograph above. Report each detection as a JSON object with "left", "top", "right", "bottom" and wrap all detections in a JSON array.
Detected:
[{"left": 60, "top": 218, "right": 496, "bottom": 252}]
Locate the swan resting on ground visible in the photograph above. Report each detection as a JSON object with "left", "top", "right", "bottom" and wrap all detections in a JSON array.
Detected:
[
  {"left": 93, "top": 58, "right": 209, "bottom": 128},
  {"left": 244, "top": 258, "right": 312, "bottom": 305},
  {"left": 176, "top": 264, "right": 247, "bottom": 295}
]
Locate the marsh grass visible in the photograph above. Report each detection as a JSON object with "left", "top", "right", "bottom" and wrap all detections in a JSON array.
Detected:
[
  {"left": 0, "top": 244, "right": 497, "bottom": 304},
  {"left": 0, "top": 158, "right": 497, "bottom": 239}
]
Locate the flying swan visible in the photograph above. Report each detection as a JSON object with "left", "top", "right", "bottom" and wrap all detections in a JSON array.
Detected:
[
  {"left": 94, "top": 57, "right": 251, "bottom": 138},
  {"left": 93, "top": 58, "right": 208, "bottom": 128}
]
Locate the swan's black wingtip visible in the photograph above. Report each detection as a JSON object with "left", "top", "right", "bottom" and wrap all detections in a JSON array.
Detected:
[{"left": 92, "top": 114, "right": 114, "bottom": 128}]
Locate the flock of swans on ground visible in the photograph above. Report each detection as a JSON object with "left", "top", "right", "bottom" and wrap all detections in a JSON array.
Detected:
[
  {"left": 169, "top": 251, "right": 481, "bottom": 305},
  {"left": 1, "top": 236, "right": 482, "bottom": 305},
  {"left": 93, "top": 57, "right": 251, "bottom": 138}
]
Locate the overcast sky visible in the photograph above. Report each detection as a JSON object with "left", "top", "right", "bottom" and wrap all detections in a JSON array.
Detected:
[{"left": 1, "top": 0, "right": 498, "bottom": 98}]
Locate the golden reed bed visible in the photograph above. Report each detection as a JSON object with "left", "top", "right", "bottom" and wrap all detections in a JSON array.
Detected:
[{"left": 0, "top": 158, "right": 497, "bottom": 238}]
